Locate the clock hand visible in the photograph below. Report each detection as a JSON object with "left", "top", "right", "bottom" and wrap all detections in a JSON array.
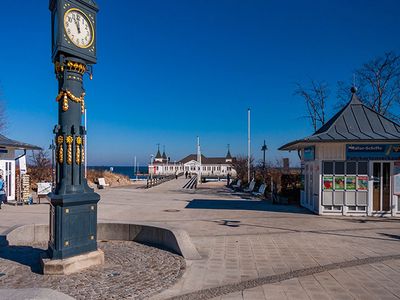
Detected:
[
  {"left": 76, "top": 16, "right": 81, "bottom": 33},
  {"left": 73, "top": 15, "right": 81, "bottom": 34}
]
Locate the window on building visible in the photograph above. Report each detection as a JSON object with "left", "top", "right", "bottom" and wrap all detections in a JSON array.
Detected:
[
  {"left": 323, "top": 162, "right": 333, "bottom": 174},
  {"left": 334, "top": 162, "right": 345, "bottom": 174},
  {"left": 346, "top": 162, "right": 357, "bottom": 175},
  {"left": 322, "top": 161, "right": 369, "bottom": 212},
  {"left": 358, "top": 162, "right": 368, "bottom": 175},
  {"left": 323, "top": 161, "right": 368, "bottom": 176}
]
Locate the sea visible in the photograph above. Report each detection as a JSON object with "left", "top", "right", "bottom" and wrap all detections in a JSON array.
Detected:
[{"left": 89, "top": 166, "right": 149, "bottom": 180}]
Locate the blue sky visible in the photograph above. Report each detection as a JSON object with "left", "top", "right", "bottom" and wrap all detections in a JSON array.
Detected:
[{"left": 0, "top": 0, "right": 399, "bottom": 166}]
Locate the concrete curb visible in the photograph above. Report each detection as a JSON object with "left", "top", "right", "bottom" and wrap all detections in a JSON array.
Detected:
[
  {"left": 0, "top": 222, "right": 201, "bottom": 261},
  {"left": 0, "top": 224, "right": 49, "bottom": 246},
  {"left": 0, "top": 288, "right": 74, "bottom": 300}
]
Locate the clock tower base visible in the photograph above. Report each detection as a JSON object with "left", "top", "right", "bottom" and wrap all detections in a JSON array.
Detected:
[
  {"left": 41, "top": 248, "right": 104, "bottom": 275},
  {"left": 48, "top": 192, "right": 100, "bottom": 260}
]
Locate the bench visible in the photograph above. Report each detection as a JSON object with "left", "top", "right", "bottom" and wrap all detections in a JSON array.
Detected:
[
  {"left": 253, "top": 184, "right": 266, "bottom": 197},
  {"left": 97, "top": 178, "right": 110, "bottom": 189},
  {"left": 243, "top": 180, "right": 256, "bottom": 193},
  {"left": 37, "top": 182, "right": 52, "bottom": 204},
  {"left": 232, "top": 179, "right": 242, "bottom": 189}
]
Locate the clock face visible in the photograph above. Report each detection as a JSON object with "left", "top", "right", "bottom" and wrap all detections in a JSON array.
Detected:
[{"left": 64, "top": 9, "right": 94, "bottom": 49}]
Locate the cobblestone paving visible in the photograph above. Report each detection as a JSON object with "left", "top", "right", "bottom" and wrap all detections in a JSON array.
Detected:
[{"left": 0, "top": 241, "right": 185, "bottom": 299}]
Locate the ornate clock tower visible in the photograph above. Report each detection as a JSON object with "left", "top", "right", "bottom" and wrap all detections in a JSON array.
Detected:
[{"left": 47, "top": 0, "right": 100, "bottom": 262}]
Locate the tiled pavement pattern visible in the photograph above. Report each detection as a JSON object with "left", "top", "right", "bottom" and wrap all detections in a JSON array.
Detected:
[
  {"left": 186, "top": 228, "right": 400, "bottom": 288},
  {"left": 210, "top": 259, "right": 400, "bottom": 300},
  {"left": 1, "top": 178, "right": 400, "bottom": 299}
]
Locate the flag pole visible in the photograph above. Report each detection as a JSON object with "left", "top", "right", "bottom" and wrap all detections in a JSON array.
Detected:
[{"left": 247, "top": 108, "right": 251, "bottom": 183}]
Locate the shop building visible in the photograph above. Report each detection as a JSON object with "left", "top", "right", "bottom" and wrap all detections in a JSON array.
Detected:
[
  {"left": 280, "top": 89, "right": 400, "bottom": 216},
  {"left": 0, "top": 134, "right": 41, "bottom": 201}
]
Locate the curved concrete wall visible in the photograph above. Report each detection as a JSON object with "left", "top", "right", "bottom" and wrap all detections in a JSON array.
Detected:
[{"left": 0, "top": 223, "right": 201, "bottom": 261}]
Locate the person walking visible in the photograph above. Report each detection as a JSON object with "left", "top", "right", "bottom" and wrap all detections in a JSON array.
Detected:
[{"left": 0, "top": 174, "right": 6, "bottom": 209}]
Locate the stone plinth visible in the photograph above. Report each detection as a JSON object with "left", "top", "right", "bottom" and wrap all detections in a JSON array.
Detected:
[{"left": 41, "top": 249, "right": 104, "bottom": 275}]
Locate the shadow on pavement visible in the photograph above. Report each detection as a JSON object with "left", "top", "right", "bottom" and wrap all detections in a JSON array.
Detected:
[
  {"left": 235, "top": 222, "right": 400, "bottom": 243},
  {"left": 0, "top": 244, "right": 46, "bottom": 273},
  {"left": 379, "top": 233, "right": 400, "bottom": 240},
  {"left": 185, "top": 199, "right": 311, "bottom": 214},
  {"left": 328, "top": 217, "right": 400, "bottom": 224}
]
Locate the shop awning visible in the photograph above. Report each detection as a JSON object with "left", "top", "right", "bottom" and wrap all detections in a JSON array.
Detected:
[
  {"left": 0, "top": 134, "right": 42, "bottom": 151},
  {"left": 279, "top": 91, "right": 400, "bottom": 151}
]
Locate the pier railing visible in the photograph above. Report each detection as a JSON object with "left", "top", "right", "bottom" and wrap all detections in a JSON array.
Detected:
[
  {"left": 182, "top": 175, "right": 198, "bottom": 189},
  {"left": 146, "top": 173, "right": 183, "bottom": 189}
]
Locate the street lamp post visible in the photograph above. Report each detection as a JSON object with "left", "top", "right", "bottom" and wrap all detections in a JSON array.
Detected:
[
  {"left": 247, "top": 108, "right": 251, "bottom": 183},
  {"left": 261, "top": 140, "right": 267, "bottom": 171}
]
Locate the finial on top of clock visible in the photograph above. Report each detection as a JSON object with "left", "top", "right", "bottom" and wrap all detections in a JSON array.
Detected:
[
  {"left": 50, "top": 0, "right": 98, "bottom": 11},
  {"left": 77, "top": 0, "right": 98, "bottom": 11}
]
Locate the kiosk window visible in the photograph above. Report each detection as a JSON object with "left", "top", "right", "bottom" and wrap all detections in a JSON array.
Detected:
[
  {"left": 346, "top": 162, "right": 356, "bottom": 174},
  {"left": 358, "top": 162, "right": 368, "bottom": 175},
  {"left": 335, "top": 162, "right": 345, "bottom": 174},
  {"left": 323, "top": 162, "right": 333, "bottom": 174}
]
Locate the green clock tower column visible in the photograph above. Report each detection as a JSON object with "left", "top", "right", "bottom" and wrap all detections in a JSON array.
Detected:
[{"left": 47, "top": 0, "right": 101, "bottom": 263}]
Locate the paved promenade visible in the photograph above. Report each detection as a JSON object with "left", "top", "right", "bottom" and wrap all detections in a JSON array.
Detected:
[{"left": 1, "top": 177, "right": 400, "bottom": 299}]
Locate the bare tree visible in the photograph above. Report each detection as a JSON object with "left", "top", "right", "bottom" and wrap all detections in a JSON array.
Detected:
[
  {"left": 28, "top": 150, "right": 52, "bottom": 182},
  {"left": 232, "top": 155, "right": 254, "bottom": 184},
  {"left": 294, "top": 80, "right": 329, "bottom": 131},
  {"left": 0, "top": 104, "right": 5, "bottom": 133},
  {"left": 337, "top": 51, "right": 400, "bottom": 120},
  {"left": 273, "top": 158, "right": 283, "bottom": 168},
  {"left": 0, "top": 88, "right": 6, "bottom": 133}
]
